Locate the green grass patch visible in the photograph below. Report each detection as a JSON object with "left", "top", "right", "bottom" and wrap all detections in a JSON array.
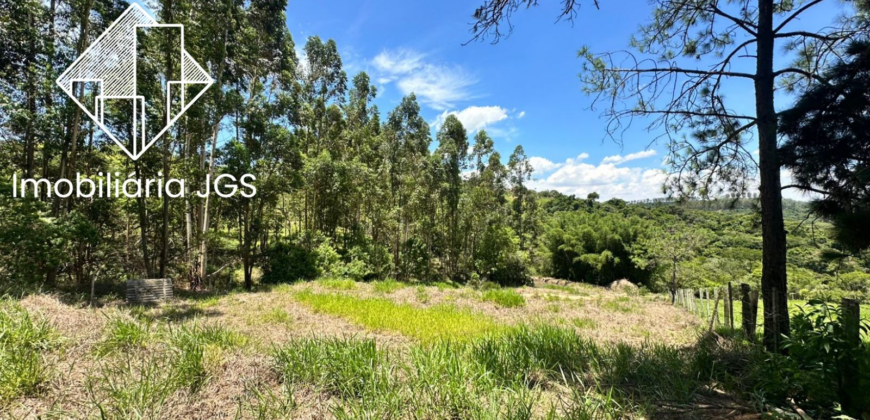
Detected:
[
  {"left": 572, "top": 318, "right": 598, "bottom": 330},
  {"left": 293, "top": 291, "right": 501, "bottom": 342},
  {"left": 252, "top": 308, "right": 293, "bottom": 327},
  {"left": 168, "top": 323, "right": 246, "bottom": 391},
  {"left": 96, "top": 317, "right": 155, "bottom": 356},
  {"left": 540, "top": 284, "right": 586, "bottom": 295},
  {"left": 317, "top": 278, "right": 357, "bottom": 290},
  {"left": 481, "top": 289, "right": 526, "bottom": 308},
  {"left": 602, "top": 300, "right": 637, "bottom": 314},
  {"left": 371, "top": 279, "right": 407, "bottom": 294},
  {"left": 0, "top": 298, "right": 56, "bottom": 404},
  {"left": 415, "top": 286, "right": 431, "bottom": 304}
]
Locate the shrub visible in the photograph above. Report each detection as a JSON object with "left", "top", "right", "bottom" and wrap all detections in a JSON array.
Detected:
[
  {"left": 757, "top": 301, "right": 870, "bottom": 417},
  {"left": 261, "top": 241, "right": 318, "bottom": 284},
  {"left": 481, "top": 289, "right": 526, "bottom": 308},
  {"left": 315, "top": 241, "right": 344, "bottom": 277}
]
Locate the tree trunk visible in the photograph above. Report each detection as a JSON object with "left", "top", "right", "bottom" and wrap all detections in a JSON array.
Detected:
[
  {"left": 159, "top": 2, "right": 175, "bottom": 279},
  {"left": 755, "top": 0, "right": 790, "bottom": 353},
  {"left": 671, "top": 259, "right": 678, "bottom": 304},
  {"left": 135, "top": 161, "right": 155, "bottom": 277}
]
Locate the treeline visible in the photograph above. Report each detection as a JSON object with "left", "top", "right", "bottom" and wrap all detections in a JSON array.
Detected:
[
  {"left": 0, "top": 0, "right": 538, "bottom": 291},
  {"left": 536, "top": 194, "right": 870, "bottom": 302},
  {"left": 1, "top": 0, "right": 868, "bottom": 303}
]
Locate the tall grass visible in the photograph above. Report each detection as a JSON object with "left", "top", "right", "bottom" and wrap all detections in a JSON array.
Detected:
[
  {"left": 273, "top": 337, "right": 393, "bottom": 400},
  {"left": 96, "top": 317, "right": 154, "bottom": 355},
  {"left": 87, "top": 322, "right": 246, "bottom": 417},
  {"left": 0, "top": 298, "right": 55, "bottom": 404},
  {"left": 294, "top": 290, "right": 501, "bottom": 342},
  {"left": 87, "top": 353, "right": 181, "bottom": 419},
  {"left": 168, "top": 323, "right": 247, "bottom": 391},
  {"left": 270, "top": 324, "right": 708, "bottom": 418}
]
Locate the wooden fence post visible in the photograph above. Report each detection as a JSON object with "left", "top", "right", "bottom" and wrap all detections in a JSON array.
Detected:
[
  {"left": 699, "top": 288, "right": 704, "bottom": 317},
  {"left": 740, "top": 284, "right": 757, "bottom": 341},
  {"left": 708, "top": 290, "right": 721, "bottom": 332},
  {"left": 714, "top": 288, "right": 720, "bottom": 326},
  {"left": 728, "top": 282, "right": 734, "bottom": 332},
  {"left": 841, "top": 298, "right": 861, "bottom": 417}
]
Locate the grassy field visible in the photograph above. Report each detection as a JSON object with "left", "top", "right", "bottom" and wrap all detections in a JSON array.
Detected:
[{"left": 1, "top": 280, "right": 759, "bottom": 419}]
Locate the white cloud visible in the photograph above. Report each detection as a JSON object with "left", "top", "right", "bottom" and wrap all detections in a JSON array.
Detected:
[
  {"left": 528, "top": 153, "right": 667, "bottom": 201},
  {"left": 517, "top": 111, "right": 526, "bottom": 119},
  {"left": 529, "top": 157, "right": 563, "bottom": 174},
  {"left": 372, "top": 49, "right": 476, "bottom": 110},
  {"left": 433, "top": 106, "right": 509, "bottom": 133},
  {"left": 372, "top": 49, "right": 425, "bottom": 75},
  {"left": 601, "top": 149, "right": 657, "bottom": 165}
]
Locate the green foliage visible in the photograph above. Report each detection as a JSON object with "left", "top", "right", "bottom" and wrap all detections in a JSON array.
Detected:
[
  {"left": 481, "top": 288, "right": 526, "bottom": 308},
  {"left": 476, "top": 225, "right": 531, "bottom": 287},
  {"left": 757, "top": 301, "right": 870, "bottom": 416},
  {"left": 542, "top": 209, "right": 652, "bottom": 285},
  {"left": 87, "top": 353, "right": 184, "bottom": 419},
  {"left": 0, "top": 298, "right": 55, "bottom": 404},
  {"left": 169, "top": 324, "right": 246, "bottom": 392},
  {"left": 261, "top": 241, "right": 318, "bottom": 284},
  {"left": 87, "top": 322, "right": 245, "bottom": 417},
  {"left": 780, "top": 41, "right": 870, "bottom": 254}
]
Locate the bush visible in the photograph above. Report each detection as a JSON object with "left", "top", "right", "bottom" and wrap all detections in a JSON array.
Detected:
[
  {"left": 475, "top": 225, "right": 531, "bottom": 287},
  {"left": 261, "top": 241, "right": 318, "bottom": 284},
  {"left": 757, "top": 301, "right": 870, "bottom": 417}
]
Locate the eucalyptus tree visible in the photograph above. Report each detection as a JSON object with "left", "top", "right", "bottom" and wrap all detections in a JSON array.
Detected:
[
  {"left": 508, "top": 145, "right": 535, "bottom": 250},
  {"left": 436, "top": 115, "right": 469, "bottom": 279},
  {"left": 382, "top": 94, "right": 430, "bottom": 275}
]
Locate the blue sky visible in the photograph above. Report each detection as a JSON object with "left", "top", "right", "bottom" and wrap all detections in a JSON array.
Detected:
[{"left": 147, "top": 0, "right": 853, "bottom": 200}]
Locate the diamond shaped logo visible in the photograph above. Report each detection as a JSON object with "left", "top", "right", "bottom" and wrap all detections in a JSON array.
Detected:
[{"left": 56, "top": 4, "right": 213, "bottom": 161}]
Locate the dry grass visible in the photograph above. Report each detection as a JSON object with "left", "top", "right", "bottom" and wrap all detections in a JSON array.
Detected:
[{"left": 4, "top": 280, "right": 703, "bottom": 418}]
